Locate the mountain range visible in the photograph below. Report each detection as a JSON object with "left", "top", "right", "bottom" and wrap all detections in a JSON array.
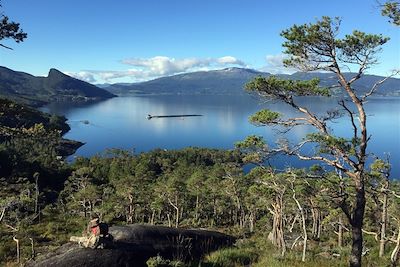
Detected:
[
  {"left": 0, "top": 67, "right": 115, "bottom": 107},
  {"left": 103, "top": 67, "right": 400, "bottom": 97},
  {"left": 1, "top": 66, "right": 399, "bottom": 106}
]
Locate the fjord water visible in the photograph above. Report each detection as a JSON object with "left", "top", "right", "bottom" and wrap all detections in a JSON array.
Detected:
[{"left": 42, "top": 95, "right": 400, "bottom": 178}]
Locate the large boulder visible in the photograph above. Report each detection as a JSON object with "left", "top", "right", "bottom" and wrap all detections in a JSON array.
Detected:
[{"left": 28, "top": 224, "right": 235, "bottom": 267}]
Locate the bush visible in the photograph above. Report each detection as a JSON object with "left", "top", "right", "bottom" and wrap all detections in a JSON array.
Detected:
[
  {"left": 203, "top": 247, "right": 258, "bottom": 267},
  {"left": 146, "top": 255, "right": 184, "bottom": 267}
]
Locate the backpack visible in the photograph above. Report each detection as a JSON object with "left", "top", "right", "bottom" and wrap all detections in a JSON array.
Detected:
[{"left": 98, "top": 222, "right": 109, "bottom": 236}]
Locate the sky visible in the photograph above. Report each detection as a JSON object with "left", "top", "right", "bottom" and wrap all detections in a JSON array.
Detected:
[{"left": 0, "top": 0, "right": 399, "bottom": 84}]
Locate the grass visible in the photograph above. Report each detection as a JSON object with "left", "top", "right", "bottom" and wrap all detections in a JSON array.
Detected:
[
  {"left": 203, "top": 247, "right": 259, "bottom": 266},
  {"left": 201, "top": 232, "right": 394, "bottom": 267}
]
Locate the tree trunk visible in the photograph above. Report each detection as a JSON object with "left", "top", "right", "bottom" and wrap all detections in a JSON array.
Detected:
[
  {"left": 195, "top": 194, "right": 199, "bottom": 221},
  {"left": 34, "top": 173, "right": 39, "bottom": 215},
  {"left": 150, "top": 209, "right": 155, "bottom": 225},
  {"left": 310, "top": 201, "right": 321, "bottom": 240},
  {"left": 13, "top": 236, "right": 19, "bottom": 264},
  {"left": 0, "top": 208, "right": 5, "bottom": 223},
  {"left": 127, "top": 195, "right": 134, "bottom": 224},
  {"left": 249, "top": 210, "right": 255, "bottom": 232},
  {"left": 391, "top": 224, "right": 400, "bottom": 267},
  {"left": 211, "top": 198, "right": 217, "bottom": 227},
  {"left": 289, "top": 214, "right": 299, "bottom": 233},
  {"left": 335, "top": 72, "right": 368, "bottom": 267},
  {"left": 349, "top": 184, "right": 366, "bottom": 267},
  {"left": 292, "top": 190, "right": 307, "bottom": 262},
  {"left": 311, "top": 203, "right": 316, "bottom": 237},
  {"left": 175, "top": 203, "right": 179, "bottom": 228},
  {"left": 379, "top": 180, "right": 389, "bottom": 257},
  {"left": 83, "top": 197, "right": 87, "bottom": 218},
  {"left": 317, "top": 211, "right": 322, "bottom": 239},
  {"left": 269, "top": 195, "right": 286, "bottom": 256},
  {"left": 29, "top": 237, "right": 35, "bottom": 259},
  {"left": 338, "top": 215, "right": 343, "bottom": 248},
  {"left": 167, "top": 213, "right": 172, "bottom": 227}
]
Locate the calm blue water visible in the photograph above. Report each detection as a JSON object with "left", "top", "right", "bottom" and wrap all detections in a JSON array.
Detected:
[{"left": 42, "top": 95, "right": 400, "bottom": 178}]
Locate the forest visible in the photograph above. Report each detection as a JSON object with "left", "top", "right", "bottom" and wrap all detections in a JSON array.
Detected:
[{"left": 1, "top": 112, "right": 400, "bottom": 266}]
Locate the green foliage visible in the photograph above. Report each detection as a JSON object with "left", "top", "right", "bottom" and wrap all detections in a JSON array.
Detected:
[
  {"left": 57, "top": 147, "right": 246, "bottom": 229},
  {"left": 235, "top": 135, "right": 266, "bottom": 149},
  {"left": 235, "top": 135, "right": 268, "bottom": 164},
  {"left": 381, "top": 0, "right": 400, "bottom": 25},
  {"left": 249, "top": 109, "right": 281, "bottom": 125},
  {"left": 0, "top": 11, "right": 27, "bottom": 49},
  {"left": 306, "top": 133, "right": 359, "bottom": 155},
  {"left": 336, "top": 30, "right": 389, "bottom": 63},
  {"left": 204, "top": 247, "right": 258, "bottom": 266},
  {"left": 146, "top": 255, "right": 184, "bottom": 267},
  {"left": 370, "top": 158, "right": 391, "bottom": 176},
  {"left": 245, "top": 76, "right": 329, "bottom": 98},
  {"left": 1, "top": 142, "right": 399, "bottom": 266},
  {"left": 280, "top": 16, "right": 389, "bottom": 71},
  {"left": 0, "top": 98, "right": 69, "bottom": 133},
  {"left": 0, "top": 123, "right": 65, "bottom": 178}
]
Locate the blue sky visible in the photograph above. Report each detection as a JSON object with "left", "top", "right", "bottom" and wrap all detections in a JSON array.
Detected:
[{"left": 0, "top": 0, "right": 399, "bottom": 83}]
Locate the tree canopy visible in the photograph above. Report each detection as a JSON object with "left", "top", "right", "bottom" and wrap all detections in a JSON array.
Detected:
[
  {"left": 0, "top": 1, "right": 27, "bottom": 49},
  {"left": 381, "top": 0, "right": 400, "bottom": 26},
  {"left": 280, "top": 16, "right": 389, "bottom": 73}
]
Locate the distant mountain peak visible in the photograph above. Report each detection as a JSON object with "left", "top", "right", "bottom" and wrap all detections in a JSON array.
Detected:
[
  {"left": 0, "top": 66, "right": 115, "bottom": 106},
  {"left": 222, "top": 67, "right": 242, "bottom": 71},
  {"left": 220, "top": 67, "right": 262, "bottom": 74},
  {"left": 48, "top": 68, "right": 67, "bottom": 78}
]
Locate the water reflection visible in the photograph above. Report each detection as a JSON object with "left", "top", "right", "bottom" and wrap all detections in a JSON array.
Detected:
[{"left": 42, "top": 95, "right": 400, "bottom": 178}]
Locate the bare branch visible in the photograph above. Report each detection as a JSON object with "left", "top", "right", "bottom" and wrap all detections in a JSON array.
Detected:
[
  {"left": 361, "top": 70, "right": 400, "bottom": 101},
  {"left": 0, "top": 43, "right": 12, "bottom": 50},
  {"left": 0, "top": 207, "right": 5, "bottom": 223},
  {"left": 285, "top": 97, "right": 329, "bottom": 134},
  {"left": 6, "top": 224, "right": 18, "bottom": 232},
  {"left": 338, "top": 99, "right": 358, "bottom": 157},
  {"left": 287, "top": 139, "right": 358, "bottom": 173},
  {"left": 347, "top": 51, "right": 372, "bottom": 85},
  {"left": 362, "top": 229, "right": 379, "bottom": 241}
]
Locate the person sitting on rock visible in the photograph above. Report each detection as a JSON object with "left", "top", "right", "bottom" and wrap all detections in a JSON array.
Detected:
[
  {"left": 84, "top": 216, "right": 101, "bottom": 248},
  {"left": 70, "top": 215, "right": 110, "bottom": 249}
]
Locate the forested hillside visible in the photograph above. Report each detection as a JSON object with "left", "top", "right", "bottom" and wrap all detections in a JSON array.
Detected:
[{"left": 0, "top": 67, "right": 115, "bottom": 107}]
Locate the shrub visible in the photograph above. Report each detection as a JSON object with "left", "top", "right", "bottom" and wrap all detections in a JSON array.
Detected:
[
  {"left": 203, "top": 247, "right": 258, "bottom": 267},
  {"left": 146, "top": 255, "right": 184, "bottom": 267}
]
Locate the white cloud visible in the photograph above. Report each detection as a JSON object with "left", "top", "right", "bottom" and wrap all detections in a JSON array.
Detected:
[
  {"left": 122, "top": 56, "right": 247, "bottom": 77},
  {"left": 66, "top": 56, "right": 247, "bottom": 83},
  {"left": 96, "top": 69, "right": 146, "bottom": 81},
  {"left": 259, "top": 54, "right": 297, "bottom": 74},
  {"left": 216, "top": 56, "right": 246, "bottom": 66},
  {"left": 65, "top": 71, "right": 97, "bottom": 83}
]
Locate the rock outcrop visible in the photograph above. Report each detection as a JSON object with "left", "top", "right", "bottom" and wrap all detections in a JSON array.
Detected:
[{"left": 28, "top": 224, "right": 235, "bottom": 267}]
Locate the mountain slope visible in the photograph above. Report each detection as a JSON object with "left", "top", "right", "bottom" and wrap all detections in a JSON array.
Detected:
[
  {"left": 0, "top": 67, "right": 115, "bottom": 106},
  {"left": 105, "top": 68, "right": 400, "bottom": 97},
  {"left": 107, "top": 68, "right": 263, "bottom": 95}
]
